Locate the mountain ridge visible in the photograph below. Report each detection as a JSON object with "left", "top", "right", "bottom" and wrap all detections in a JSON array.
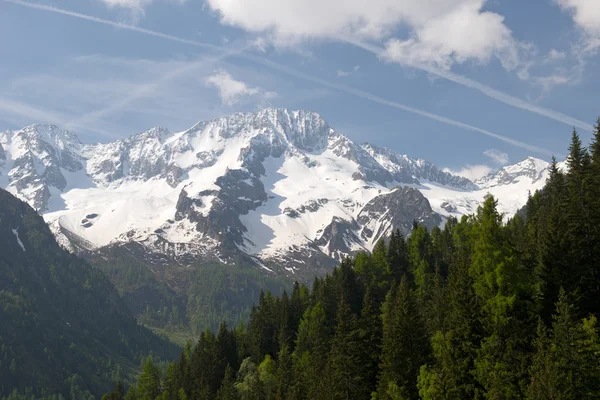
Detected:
[
  {"left": 0, "top": 188, "right": 179, "bottom": 398},
  {"left": 0, "top": 108, "right": 550, "bottom": 278}
]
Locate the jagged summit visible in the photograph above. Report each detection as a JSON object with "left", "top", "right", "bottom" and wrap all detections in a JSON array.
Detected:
[
  {"left": 476, "top": 156, "right": 548, "bottom": 188},
  {"left": 0, "top": 108, "right": 551, "bottom": 278}
]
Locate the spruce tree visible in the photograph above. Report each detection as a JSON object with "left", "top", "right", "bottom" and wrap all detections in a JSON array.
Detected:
[
  {"left": 326, "top": 296, "right": 365, "bottom": 400},
  {"left": 527, "top": 289, "right": 600, "bottom": 399},
  {"left": 565, "top": 129, "right": 594, "bottom": 312},
  {"left": 136, "top": 357, "right": 161, "bottom": 400},
  {"left": 217, "top": 365, "right": 239, "bottom": 400},
  {"left": 418, "top": 219, "right": 482, "bottom": 399},
  {"left": 470, "top": 196, "right": 531, "bottom": 398},
  {"left": 358, "top": 285, "right": 383, "bottom": 397},
  {"left": 387, "top": 229, "right": 409, "bottom": 283},
  {"left": 377, "top": 278, "right": 429, "bottom": 400}
]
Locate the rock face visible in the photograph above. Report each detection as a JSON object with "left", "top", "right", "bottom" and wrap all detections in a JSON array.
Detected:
[
  {"left": 0, "top": 125, "right": 83, "bottom": 211},
  {"left": 0, "top": 108, "right": 551, "bottom": 278}
]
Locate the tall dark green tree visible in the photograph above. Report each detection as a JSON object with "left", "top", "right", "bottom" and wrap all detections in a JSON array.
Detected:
[
  {"left": 136, "top": 357, "right": 161, "bottom": 400},
  {"left": 377, "top": 278, "right": 429, "bottom": 400},
  {"left": 387, "top": 229, "right": 409, "bottom": 283},
  {"left": 470, "top": 196, "right": 531, "bottom": 399},
  {"left": 326, "top": 297, "right": 366, "bottom": 400},
  {"left": 527, "top": 289, "right": 600, "bottom": 400}
]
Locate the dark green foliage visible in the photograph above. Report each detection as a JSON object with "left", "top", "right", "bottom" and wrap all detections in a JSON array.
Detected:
[
  {"left": 0, "top": 116, "right": 587, "bottom": 400},
  {"left": 0, "top": 189, "right": 179, "bottom": 399},
  {"left": 377, "top": 278, "right": 430, "bottom": 400},
  {"left": 111, "top": 118, "right": 600, "bottom": 399},
  {"left": 90, "top": 248, "right": 290, "bottom": 342},
  {"left": 527, "top": 289, "right": 600, "bottom": 399}
]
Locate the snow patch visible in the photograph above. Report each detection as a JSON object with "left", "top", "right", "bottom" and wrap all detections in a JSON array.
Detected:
[{"left": 12, "top": 228, "right": 26, "bottom": 252}]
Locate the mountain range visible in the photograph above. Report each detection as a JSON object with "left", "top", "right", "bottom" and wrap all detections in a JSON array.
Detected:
[{"left": 0, "top": 108, "right": 550, "bottom": 278}]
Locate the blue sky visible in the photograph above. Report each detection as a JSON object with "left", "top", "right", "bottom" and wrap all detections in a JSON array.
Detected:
[{"left": 1, "top": 0, "right": 599, "bottom": 178}]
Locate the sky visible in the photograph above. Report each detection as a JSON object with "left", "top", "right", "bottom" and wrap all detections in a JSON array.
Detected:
[{"left": 1, "top": 0, "right": 600, "bottom": 179}]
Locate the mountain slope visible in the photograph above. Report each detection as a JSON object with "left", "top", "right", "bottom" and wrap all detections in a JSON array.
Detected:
[
  {"left": 0, "top": 189, "right": 179, "bottom": 398},
  {"left": 0, "top": 109, "right": 550, "bottom": 278}
]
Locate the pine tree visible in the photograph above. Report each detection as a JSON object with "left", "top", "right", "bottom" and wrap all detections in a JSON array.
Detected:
[
  {"left": 326, "top": 296, "right": 366, "bottom": 400},
  {"left": 565, "top": 129, "right": 594, "bottom": 312},
  {"left": 217, "top": 365, "right": 239, "bottom": 400},
  {"left": 387, "top": 229, "right": 409, "bottom": 283},
  {"left": 136, "top": 357, "right": 161, "bottom": 400},
  {"left": 358, "top": 285, "right": 383, "bottom": 397},
  {"left": 584, "top": 117, "right": 600, "bottom": 315},
  {"left": 377, "top": 278, "right": 429, "bottom": 400},
  {"left": 258, "top": 355, "right": 276, "bottom": 400},
  {"left": 407, "top": 225, "right": 434, "bottom": 300},
  {"left": 124, "top": 385, "right": 137, "bottom": 400},
  {"left": 534, "top": 157, "right": 570, "bottom": 323},
  {"left": 104, "top": 381, "right": 124, "bottom": 400},
  {"left": 274, "top": 340, "right": 292, "bottom": 400},
  {"left": 215, "top": 322, "right": 239, "bottom": 393},
  {"left": 527, "top": 289, "right": 600, "bottom": 399},
  {"left": 470, "top": 196, "right": 531, "bottom": 399},
  {"left": 291, "top": 302, "right": 330, "bottom": 399},
  {"left": 418, "top": 219, "right": 482, "bottom": 399}
]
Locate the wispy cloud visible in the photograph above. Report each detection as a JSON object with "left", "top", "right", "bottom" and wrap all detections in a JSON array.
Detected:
[
  {"left": 444, "top": 165, "right": 492, "bottom": 181},
  {"left": 337, "top": 65, "right": 359, "bottom": 77},
  {"left": 4, "top": 0, "right": 220, "bottom": 51},
  {"left": 4, "top": 0, "right": 557, "bottom": 155},
  {"left": 343, "top": 38, "right": 594, "bottom": 132},
  {"left": 66, "top": 45, "right": 246, "bottom": 131},
  {"left": 0, "top": 97, "right": 68, "bottom": 126},
  {"left": 0, "top": 96, "right": 121, "bottom": 138},
  {"left": 205, "top": 70, "right": 276, "bottom": 106},
  {"left": 484, "top": 149, "right": 509, "bottom": 165}
]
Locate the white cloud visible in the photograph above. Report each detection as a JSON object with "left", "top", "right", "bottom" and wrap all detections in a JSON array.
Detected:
[
  {"left": 206, "top": 0, "right": 526, "bottom": 70},
  {"left": 337, "top": 65, "right": 360, "bottom": 77},
  {"left": 101, "top": 0, "right": 149, "bottom": 9},
  {"left": 444, "top": 165, "right": 492, "bottom": 181},
  {"left": 555, "top": 0, "right": 600, "bottom": 57},
  {"left": 99, "top": 0, "right": 185, "bottom": 21},
  {"left": 555, "top": 0, "right": 600, "bottom": 38},
  {"left": 546, "top": 48, "right": 567, "bottom": 62},
  {"left": 533, "top": 74, "right": 572, "bottom": 92},
  {"left": 205, "top": 70, "right": 274, "bottom": 106},
  {"left": 381, "top": 2, "right": 524, "bottom": 71},
  {"left": 483, "top": 149, "right": 509, "bottom": 165}
]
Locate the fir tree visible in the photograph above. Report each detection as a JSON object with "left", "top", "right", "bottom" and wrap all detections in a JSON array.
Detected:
[
  {"left": 217, "top": 365, "right": 239, "bottom": 400},
  {"left": 326, "top": 296, "right": 365, "bottom": 400},
  {"left": 377, "top": 278, "right": 429, "bottom": 400},
  {"left": 136, "top": 357, "right": 161, "bottom": 400},
  {"left": 528, "top": 289, "right": 600, "bottom": 399}
]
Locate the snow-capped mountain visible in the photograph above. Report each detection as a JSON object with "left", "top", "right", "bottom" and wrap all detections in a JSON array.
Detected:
[{"left": 0, "top": 109, "right": 550, "bottom": 277}]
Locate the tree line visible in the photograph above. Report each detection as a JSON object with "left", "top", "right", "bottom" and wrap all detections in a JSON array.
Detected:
[{"left": 105, "top": 119, "right": 600, "bottom": 400}]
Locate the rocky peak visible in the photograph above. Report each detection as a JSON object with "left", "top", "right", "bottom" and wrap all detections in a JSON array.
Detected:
[
  {"left": 1, "top": 125, "right": 85, "bottom": 211},
  {"left": 476, "top": 157, "right": 549, "bottom": 188},
  {"left": 362, "top": 143, "right": 477, "bottom": 189}
]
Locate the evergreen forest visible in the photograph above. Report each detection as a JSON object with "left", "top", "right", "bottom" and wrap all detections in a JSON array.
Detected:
[{"left": 101, "top": 121, "right": 600, "bottom": 399}]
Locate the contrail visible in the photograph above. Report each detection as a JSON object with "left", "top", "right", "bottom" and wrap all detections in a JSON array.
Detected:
[
  {"left": 67, "top": 46, "right": 249, "bottom": 130},
  {"left": 256, "top": 58, "right": 555, "bottom": 156},
  {"left": 3, "top": 0, "right": 221, "bottom": 52},
  {"left": 0, "top": 97, "right": 122, "bottom": 138},
  {"left": 3, "top": 0, "right": 557, "bottom": 155},
  {"left": 343, "top": 37, "right": 594, "bottom": 132}
]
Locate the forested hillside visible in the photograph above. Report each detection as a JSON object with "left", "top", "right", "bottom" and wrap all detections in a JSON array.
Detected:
[
  {"left": 88, "top": 247, "right": 290, "bottom": 344},
  {"left": 108, "top": 121, "right": 600, "bottom": 399},
  {"left": 0, "top": 190, "right": 180, "bottom": 399}
]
